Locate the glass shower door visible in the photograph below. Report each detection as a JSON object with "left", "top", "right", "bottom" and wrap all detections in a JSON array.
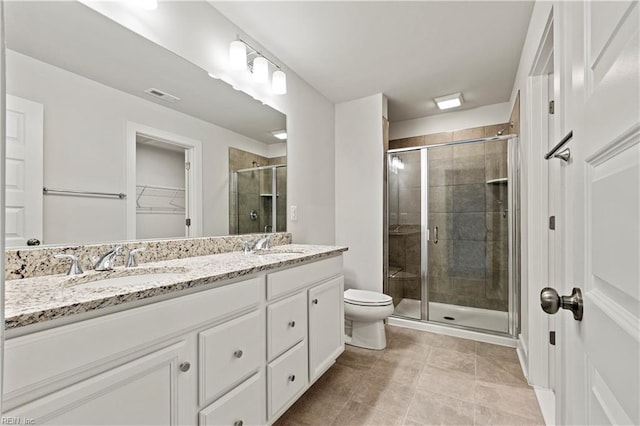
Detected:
[
  {"left": 385, "top": 149, "right": 424, "bottom": 320},
  {"left": 426, "top": 139, "right": 510, "bottom": 333}
]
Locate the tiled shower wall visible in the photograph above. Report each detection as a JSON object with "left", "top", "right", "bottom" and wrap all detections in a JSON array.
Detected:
[
  {"left": 228, "top": 148, "right": 287, "bottom": 234},
  {"left": 388, "top": 125, "right": 510, "bottom": 312}
]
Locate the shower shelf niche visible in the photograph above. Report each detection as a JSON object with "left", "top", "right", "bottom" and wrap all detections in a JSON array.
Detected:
[{"left": 486, "top": 177, "right": 508, "bottom": 184}]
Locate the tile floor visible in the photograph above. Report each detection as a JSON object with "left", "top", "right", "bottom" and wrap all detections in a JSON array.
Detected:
[{"left": 275, "top": 325, "right": 545, "bottom": 426}]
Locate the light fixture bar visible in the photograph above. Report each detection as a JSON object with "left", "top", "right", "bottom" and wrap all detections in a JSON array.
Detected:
[{"left": 236, "top": 38, "right": 282, "bottom": 71}]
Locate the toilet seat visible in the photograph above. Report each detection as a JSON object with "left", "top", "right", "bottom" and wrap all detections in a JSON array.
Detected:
[{"left": 344, "top": 289, "right": 392, "bottom": 307}]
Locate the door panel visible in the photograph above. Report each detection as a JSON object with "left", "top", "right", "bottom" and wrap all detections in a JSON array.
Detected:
[
  {"left": 561, "top": 0, "right": 639, "bottom": 424},
  {"left": 5, "top": 95, "right": 43, "bottom": 247}
]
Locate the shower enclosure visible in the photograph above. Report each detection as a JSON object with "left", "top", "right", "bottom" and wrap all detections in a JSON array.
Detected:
[
  {"left": 231, "top": 164, "right": 287, "bottom": 234},
  {"left": 385, "top": 136, "right": 520, "bottom": 336}
]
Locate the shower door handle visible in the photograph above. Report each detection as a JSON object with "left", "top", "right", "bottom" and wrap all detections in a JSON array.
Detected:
[{"left": 433, "top": 227, "right": 438, "bottom": 244}]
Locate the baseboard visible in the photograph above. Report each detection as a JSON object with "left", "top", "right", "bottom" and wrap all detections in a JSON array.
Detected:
[
  {"left": 387, "top": 317, "right": 517, "bottom": 347},
  {"left": 534, "top": 386, "right": 555, "bottom": 425},
  {"left": 517, "top": 333, "right": 529, "bottom": 380}
]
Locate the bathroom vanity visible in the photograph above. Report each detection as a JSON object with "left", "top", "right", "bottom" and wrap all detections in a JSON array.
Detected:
[{"left": 3, "top": 243, "right": 346, "bottom": 425}]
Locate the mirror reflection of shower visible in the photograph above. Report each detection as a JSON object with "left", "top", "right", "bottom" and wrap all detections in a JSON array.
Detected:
[{"left": 228, "top": 148, "right": 287, "bottom": 235}]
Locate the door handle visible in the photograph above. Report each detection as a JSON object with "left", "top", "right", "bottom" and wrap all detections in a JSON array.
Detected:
[
  {"left": 540, "top": 287, "right": 583, "bottom": 321},
  {"left": 433, "top": 226, "right": 438, "bottom": 244}
]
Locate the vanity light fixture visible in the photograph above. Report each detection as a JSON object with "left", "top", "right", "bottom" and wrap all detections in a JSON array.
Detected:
[
  {"left": 272, "top": 130, "right": 287, "bottom": 140},
  {"left": 434, "top": 92, "right": 464, "bottom": 110},
  {"left": 229, "top": 40, "right": 247, "bottom": 71},
  {"left": 272, "top": 70, "right": 287, "bottom": 95},
  {"left": 252, "top": 57, "right": 269, "bottom": 84},
  {"left": 228, "top": 38, "right": 287, "bottom": 95}
]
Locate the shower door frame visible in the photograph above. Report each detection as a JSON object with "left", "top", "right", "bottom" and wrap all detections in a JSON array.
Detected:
[{"left": 385, "top": 135, "right": 520, "bottom": 338}]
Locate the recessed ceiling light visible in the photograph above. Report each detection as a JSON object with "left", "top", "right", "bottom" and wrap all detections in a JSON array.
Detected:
[
  {"left": 272, "top": 130, "right": 287, "bottom": 140},
  {"left": 434, "top": 92, "right": 463, "bottom": 110}
]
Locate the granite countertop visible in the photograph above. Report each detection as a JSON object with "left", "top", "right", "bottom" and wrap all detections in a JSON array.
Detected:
[{"left": 5, "top": 244, "right": 347, "bottom": 330}]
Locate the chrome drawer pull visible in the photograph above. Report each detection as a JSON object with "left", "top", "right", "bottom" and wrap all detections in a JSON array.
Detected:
[
  {"left": 179, "top": 362, "right": 190, "bottom": 372},
  {"left": 312, "top": 299, "right": 318, "bottom": 305},
  {"left": 288, "top": 320, "right": 296, "bottom": 328},
  {"left": 233, "top": 421, "right": 244, "bottom": 426},
  {"left": 288, "top": 374, "right": 296, "bottom": 382},
  {"left": 234, "top": 350, "right": 244, "bottom": 359}
]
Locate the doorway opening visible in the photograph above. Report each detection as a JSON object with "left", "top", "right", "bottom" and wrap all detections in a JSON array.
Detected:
[{"left": 126, "top": 122, "right": 202, "bottom": 240}]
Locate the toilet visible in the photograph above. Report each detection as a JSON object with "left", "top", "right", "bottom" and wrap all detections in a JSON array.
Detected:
[{"left": 344, "top": 289, "right": 394, "bottom": 350}]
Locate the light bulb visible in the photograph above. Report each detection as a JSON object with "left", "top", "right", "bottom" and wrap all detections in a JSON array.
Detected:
[
  {"left": 272, "top": 70, "right": 287, "bottom": 95},
  {"left": 229, "top": 40, "right": 247, "bottom": 71},
  {"left": 252, "top": 57, "right": 269, "bottom": 83}
]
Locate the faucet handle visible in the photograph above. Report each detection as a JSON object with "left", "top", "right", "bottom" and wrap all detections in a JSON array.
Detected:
[
  {"left": 240, "top": 240, "right": 251, "bottom": 254},
  {"left": 126, "top": 248, "right": 146, "bottom": 268},
  {"left": 54, "top": 254, "right": 84, "bottom": 276}
]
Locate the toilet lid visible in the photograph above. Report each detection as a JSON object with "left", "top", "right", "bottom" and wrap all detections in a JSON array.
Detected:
[{"left": 344, "top": 289, "right": 393, "bottom": 306}]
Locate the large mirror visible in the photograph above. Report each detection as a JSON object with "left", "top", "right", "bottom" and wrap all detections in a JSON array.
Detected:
[{"left": 4, "top": 1, "right": 287, "bottom": 248}]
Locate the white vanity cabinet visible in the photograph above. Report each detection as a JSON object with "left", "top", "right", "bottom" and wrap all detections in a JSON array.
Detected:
[
  {"left": 3, "top": 253, "right": 345, "bottom": 426},
  {"left": 264, "top": 256, "right": 344, "bottom": 421},
  {"left": 5, "top": 340, "right": 193, "bottom": 425}
]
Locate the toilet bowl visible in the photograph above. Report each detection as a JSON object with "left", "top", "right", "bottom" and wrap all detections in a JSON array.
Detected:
[{"left": 344, "top": 289, "right": 394, "bottom": 350}]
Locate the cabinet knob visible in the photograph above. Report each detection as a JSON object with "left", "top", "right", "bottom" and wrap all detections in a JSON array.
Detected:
[
  {"left": 234, "top": 349, "right": 244, "bottom": 359},
  {"left": 179, "top": 362, "right": 191, "bottom": 372},
  {"left": 233, "top": 421, "right": 244, "bottom": 426},
  {"left": 288, "top": 374, "right": 296, "bottom": 382},
  {"left": 288, "top": 320, "right": 296, "bottom": 328},
  {"left": 312, "top": 299, "right": 318, "bottom": 305}
]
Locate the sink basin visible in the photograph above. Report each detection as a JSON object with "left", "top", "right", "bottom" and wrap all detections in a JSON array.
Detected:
[
  {"left": 70, "top": 270, "right": 186, "bottom": 290},
  {"left": 253, "top": 249, "right": 305, "bottom": 256}
]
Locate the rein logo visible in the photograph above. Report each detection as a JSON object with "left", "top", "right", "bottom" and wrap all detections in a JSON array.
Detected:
[{"left": 1, "top": 418, "right": 35, "bottom": 425}]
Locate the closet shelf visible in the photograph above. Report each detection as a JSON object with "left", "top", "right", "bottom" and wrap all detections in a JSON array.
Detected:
[{"left": 136, "top": 184, "right": 185, "bottom": 213}]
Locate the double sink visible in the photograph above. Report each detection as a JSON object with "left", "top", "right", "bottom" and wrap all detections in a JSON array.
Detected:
[{"left": 67, "top": 248, "right": 305, "bottom": 290}]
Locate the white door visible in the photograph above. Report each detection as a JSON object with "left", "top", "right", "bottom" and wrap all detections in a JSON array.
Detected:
[
  {"left": 5, "top": 95, "right": 43, "bottom": 247},
  {"left": 554, "top": 1, "right": 639, "bottom": 424}
]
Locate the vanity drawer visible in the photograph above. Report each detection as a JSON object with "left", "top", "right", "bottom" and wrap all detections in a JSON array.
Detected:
[
  {"left": 267, "top": 256, "right": 342, "bottom": 300},
  {"left": 267, "top": 340, "right": 308, "bottom": 418},
  {"left": 267, "top": 292, "right": 307, "bottom": 361},
  {"left": 199, "top": 310, "right": 264, "bottom": 406},
  {"left": 199, "top": 371, "right": 265, "bottom": 426}
]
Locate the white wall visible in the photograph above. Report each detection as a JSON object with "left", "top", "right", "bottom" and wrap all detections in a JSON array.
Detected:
[
  {"left": 82, "top": 1, "right": 336, "bottom": 245},
  {"left": 506, "top": 1, "right": 555, "bottom": 385},
  {"left": 390, "top": 102, "right": 511, "bottom": 140},
  {"left": 6, "top": 50, "right": 270, "bottom": 244},
  {"left": 335, "top": 94, "right": 386, "bottom": 291}
]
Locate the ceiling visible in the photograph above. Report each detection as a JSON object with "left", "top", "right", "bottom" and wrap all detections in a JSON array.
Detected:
[
  {"left": 211, "top": 1, "right": 534, "bottom": 122},
  {"left": 5, "top": 1, "right": 286, "bottom": 145}
]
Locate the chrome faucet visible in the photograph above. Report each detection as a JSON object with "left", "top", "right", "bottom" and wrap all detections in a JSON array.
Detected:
[
  {"left": 54, "top": 254, "right": 84, "bottom": 276},
  {"left": 241, "top": 240, "right": 252, "bottom": 254},
  {"left": 253, "top": 236, "right": 271, "bottom": 251},
  {"left": 94, "top": 246, "right": 123, "bottom": 271}
]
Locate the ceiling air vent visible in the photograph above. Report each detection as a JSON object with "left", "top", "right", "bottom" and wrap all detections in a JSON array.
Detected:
[{"left": 144, "top": 88, "right": 181, "bottom": 103}]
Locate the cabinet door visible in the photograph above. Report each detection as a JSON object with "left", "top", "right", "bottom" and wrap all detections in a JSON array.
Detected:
[
  {"left": 5, "top": 341, "right": 193, "bottom": 425},
  {"left": 308, "top": 276, "right": 344, "bottom": 382}
]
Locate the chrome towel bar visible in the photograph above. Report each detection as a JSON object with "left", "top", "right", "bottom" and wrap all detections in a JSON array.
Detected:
[
  {"left": 43, "top": 187, "right": 126, "bottom": 199},
  {"left": 544, "top": 130, "right": 573, "bottom": 161}
]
